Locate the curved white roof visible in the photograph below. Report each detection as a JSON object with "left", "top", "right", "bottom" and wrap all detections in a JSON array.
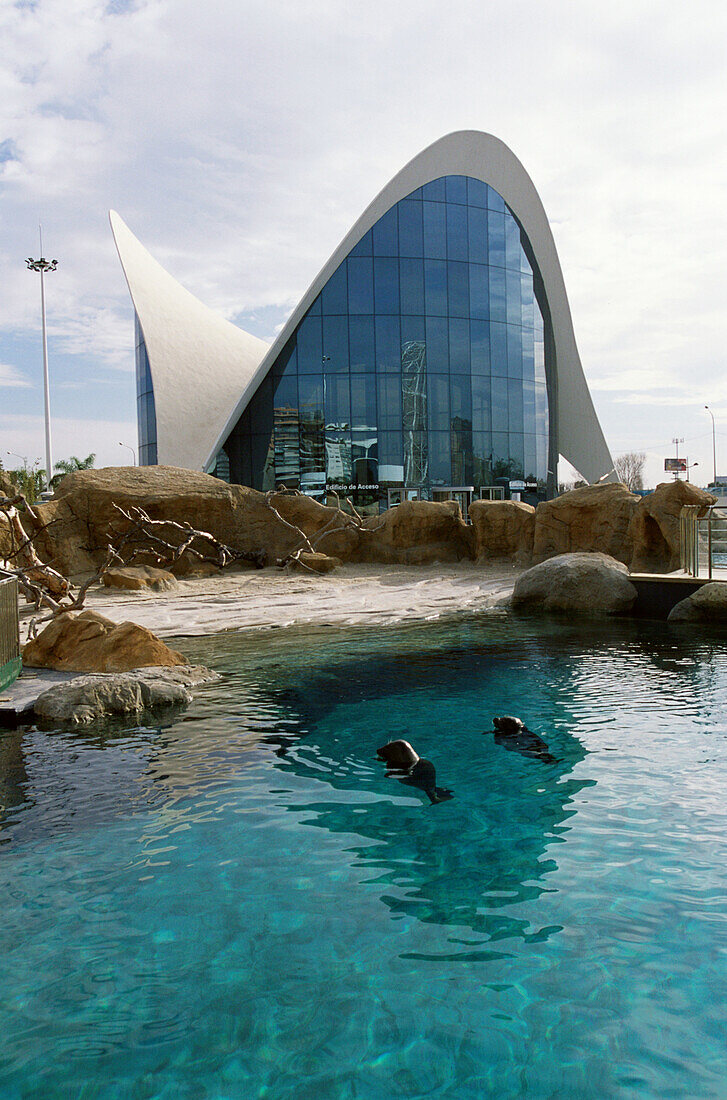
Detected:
[
  {"left": 206, "top": 130, "right": 613, "bottom": 484},
  {"left": 110, "top": 211, "right": 270, "bottom": 471}
]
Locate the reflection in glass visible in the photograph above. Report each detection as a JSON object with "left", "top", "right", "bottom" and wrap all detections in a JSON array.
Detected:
[
  {"left": 223, "top": 173, "right": 552, "bottom": 500},
  {"left": 402, "top": 340, "right": 427, "bottom": 432},
  {"left": 428, "top": 374, "right": 449, "bottom": 432}
]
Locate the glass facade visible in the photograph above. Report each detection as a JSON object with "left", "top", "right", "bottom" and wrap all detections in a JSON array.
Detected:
[
  {"left": 220, "top": 176, "right": 552, "bottom": 510},
  {"left": 135, "top": 314, "right": 158, "bottom": 466}
]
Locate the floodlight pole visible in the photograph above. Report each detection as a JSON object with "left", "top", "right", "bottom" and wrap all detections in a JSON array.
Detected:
[
  {"left": 705, "top": 406, "right": 717, "bottom": 486},
  {"left": 26, "top": 249, "right": 58, "bottom": 490}
]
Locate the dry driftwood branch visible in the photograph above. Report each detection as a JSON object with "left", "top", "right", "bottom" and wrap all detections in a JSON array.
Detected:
[
  {"left": 25, "top": 542, "right": 127, "bottom": 639},
  {"left": 263, "top": 489, "right": 387, "bottom": 571},
  {"left": 109, "top": 504, "right": 266, "bottom": 570},
  {"left": 1, "top": 495, "right": 70, "bottom": 602},
  {"left": 4, "top": 494, "right": 269, "bottom": 639}
]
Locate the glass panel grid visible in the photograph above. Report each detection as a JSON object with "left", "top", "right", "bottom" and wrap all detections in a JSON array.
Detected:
[{"left": 226, "top": 174, "right": 551, "bottom": 497}]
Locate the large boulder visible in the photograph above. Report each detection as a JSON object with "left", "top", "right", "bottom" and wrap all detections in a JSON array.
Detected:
[
  {"left": 356, "top": 500, "right": 474, "bottom": 563},
  {"left": 33, "top": 665, "right": 219, "bottom": 725},
  {"left": 533, "top": 483, "right": 639, "bottom": 565},
  {"left": 511, "top": 552, "right": 638, "bottom": 615},
  {"left": 102, "top": 565, "right": 178, "bottom": 592},
  {"left": 22, "top": 609, "right": 187, "bottom": 672},
  {"left": 469, "top": 500, "right": 535, "bottom": 565},
  {"left": 668, "top": 582, "right": 727, "bottom": 622},
  {"left": 629, "top": 481, "right": 715, "bottom": 573}
]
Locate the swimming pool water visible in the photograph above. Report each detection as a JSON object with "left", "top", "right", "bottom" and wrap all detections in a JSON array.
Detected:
[{"left": 1, "top": 614, "right": 727, "bottom": 1098}]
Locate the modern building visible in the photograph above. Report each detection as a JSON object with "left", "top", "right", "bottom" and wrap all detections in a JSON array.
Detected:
[{"left": 111, "top": 131, "right": 613, "bottom": 510}]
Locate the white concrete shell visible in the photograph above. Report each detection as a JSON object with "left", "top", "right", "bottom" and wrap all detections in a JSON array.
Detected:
[
  {"left": 207, "top": 130, "right": 613, "bottom": 485},
  {"left": 110, "top": 211, "right": 270, "bottom": 472}
]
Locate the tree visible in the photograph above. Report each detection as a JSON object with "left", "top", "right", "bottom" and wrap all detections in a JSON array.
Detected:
[
  {"left": 3, "top": 461, "right": 46, "bottom": 504},
  {"left": 50, "top": 453, "right": 96, "bottom": 489},
  {"left": 614, "top": 452, "right": 646, "bottom": 492}
]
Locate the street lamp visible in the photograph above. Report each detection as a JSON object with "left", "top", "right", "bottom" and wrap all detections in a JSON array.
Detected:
[
  {"left": 686, "top": 460, "right": 698, "bottom": 483},
  {"left": 118, "top": 442, "right": 137, "bottom": 466},
  {"left": 705, "top": 406, "right": 717, "bottom": 487},
  {"left": 26, "top": 248, "right": 58, "bottom": 490}
]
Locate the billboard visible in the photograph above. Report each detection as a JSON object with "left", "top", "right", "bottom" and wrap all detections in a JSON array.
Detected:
[{"left": 664, "top": 457, "right": 687, "bottom": 472}]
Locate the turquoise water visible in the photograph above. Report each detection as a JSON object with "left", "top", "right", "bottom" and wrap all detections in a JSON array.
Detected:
[{"left": 2, "top": 613, "right": 727, "bottom": 1098}]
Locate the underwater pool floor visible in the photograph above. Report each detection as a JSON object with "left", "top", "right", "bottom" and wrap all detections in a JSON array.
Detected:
[{"left": 1, "top": 613, "right": 727, "bottom": 1098}]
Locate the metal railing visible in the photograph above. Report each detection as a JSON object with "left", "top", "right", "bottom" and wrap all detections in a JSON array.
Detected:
[
  {"left": 680, "top": 505, "right": 727, "bottom": 578},
  {"left": 0, "top": 571, "right": 21, "bottom": 691}
]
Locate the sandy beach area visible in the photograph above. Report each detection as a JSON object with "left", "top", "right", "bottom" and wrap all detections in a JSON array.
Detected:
[{"left": 19, "top": 562, "right": 521, "bottom": 642}]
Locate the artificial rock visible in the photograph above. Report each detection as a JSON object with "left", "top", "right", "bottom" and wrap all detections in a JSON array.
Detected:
[
  {"left": 511, "top": 552, "right": 638, "bottom": 615},
  {"left": 469, "top": 499, "right": 535, "bottom": 565},
  {"left": 668, "top": 582, "right": 727, "bottom": 622},
  {"left": 289, "top": 552, "right": 342, "bottom": 574},
  {"left": 22, "top": 609, "right": 187, "bottom": 672},
  {"left": 33, "top": 664, "right": 219, "bottom": 724},
  {"left": 357, "top": 500, "right": 473, "bottom": 564},
  {"left": 629, "top": 481, "right": 715, "bottom": 574},
  {"left": 532, "top": 483, "right": 638, "bottom": 566},
  {"left": 102, "top": 565, "right": 179, "bottom": 592}
]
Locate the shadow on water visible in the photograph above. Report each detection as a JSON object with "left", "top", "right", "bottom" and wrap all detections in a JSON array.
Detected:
[{"left": 255, "top": 630, "right": 592, "bottom": 948}]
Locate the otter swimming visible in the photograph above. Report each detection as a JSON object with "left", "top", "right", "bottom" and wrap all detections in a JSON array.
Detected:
[
  {"left": 376, "top": 739, "right": 419, "bottom": 769},
  {"left": 487, "top": 716, "right": 558, "bottom": 764},
  {"left": 376, "top": 740, "right": 454, "bottom": 804}
]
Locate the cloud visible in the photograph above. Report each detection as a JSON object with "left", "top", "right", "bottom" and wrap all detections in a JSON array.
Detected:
[
  {"left": 1, "top": 0, "right": 726, "bottom": 484},
  {"left": 0, "top": 412, "right": 137, "bottom": 470},
  {"left": 0, "top": 363, "right": 32, "bottom": 388}
]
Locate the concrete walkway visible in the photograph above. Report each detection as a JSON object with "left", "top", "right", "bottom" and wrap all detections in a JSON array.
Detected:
[{"left": 0, "top": 668, "right": 76, "bottom": 723}]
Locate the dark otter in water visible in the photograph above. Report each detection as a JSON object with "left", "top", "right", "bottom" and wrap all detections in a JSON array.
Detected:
[
  {"left": 377, "top": 739, "right": 419, "bottom": 769},
  {"left": 487, "top": 716, "right": 558, "bottom": 764},
  {"left": 376, "top": 740, "right": 454, "bottom": 804}
]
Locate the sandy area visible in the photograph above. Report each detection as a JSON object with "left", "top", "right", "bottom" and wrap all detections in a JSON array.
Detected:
[{"left": 19, "top": 562, "right": 521, "bottom": 641}]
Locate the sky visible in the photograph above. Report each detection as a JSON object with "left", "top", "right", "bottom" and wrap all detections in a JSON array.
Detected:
[{"left": 1, "top": 0, "right": 726, "bottom": 488}]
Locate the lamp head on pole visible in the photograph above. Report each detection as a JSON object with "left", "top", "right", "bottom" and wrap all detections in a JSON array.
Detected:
[{"left": 26, "top": 257, "right": 58, "bottom": 273}]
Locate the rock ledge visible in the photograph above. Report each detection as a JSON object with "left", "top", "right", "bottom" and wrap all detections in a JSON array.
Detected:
[{"left": 33, "top": 665, "right": 220, "bottom": 725}]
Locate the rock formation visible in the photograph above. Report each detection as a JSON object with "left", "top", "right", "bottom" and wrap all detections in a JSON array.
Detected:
[
  {"left": 668, "top": 582, "right": 727, "bottom": 622},
  {"left": 17, "top": 466, "right": 716, "bottom": 580},
  {"left": 23, "top": 609, "right": 187, "bottom": 672},
  {"left": 102, "top": 565, "right": 178, "bottom": 592},
  {"left": 26, "top": 466, "right": 359, "bottom": 577},
  {"left": 629, "top": 481, "right": 715, "bottom": 573},
  {"left": 33, "top": 665, "right": 219, "bottom": 724},
  {"left": 358, "top": 500, "right": 473, "bottom": 564},
  {"left": 469, "top": 500, "right": 535, "bottom": 565},
  {"left": 288, "top": 552, "right": 342, "bottom": 574},
  {"left": 511, "top": 552, "right": 638, "bottom": 615},
  {"left": 532, "top": 483, "right": 639, "bottom": 566}
]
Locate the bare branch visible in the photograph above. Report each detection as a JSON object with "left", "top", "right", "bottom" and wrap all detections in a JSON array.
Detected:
[
  {"left": 262, "top": 489, "right": 387, "bottom": 569},
  {"left": 109, "top": 504, "right": 265, "bottom": 569},
  {"left": 263, "top": 492, "right": 317, "bottom": 556}
]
